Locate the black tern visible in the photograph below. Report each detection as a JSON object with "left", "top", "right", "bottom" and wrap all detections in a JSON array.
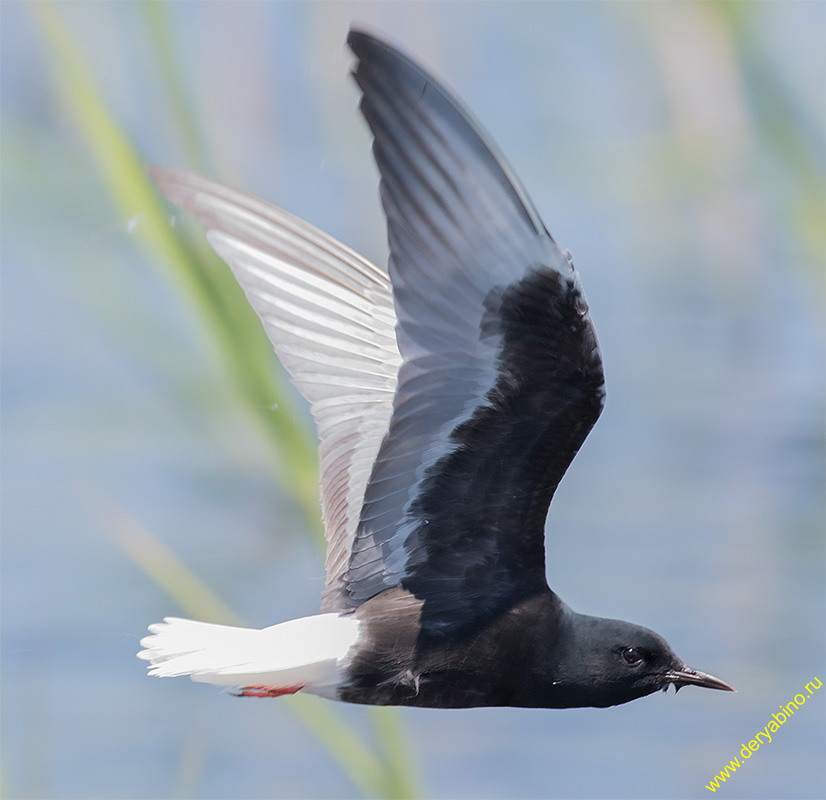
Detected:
[{"left": 138, "top": 29, "right": 733, "bottom": 709}]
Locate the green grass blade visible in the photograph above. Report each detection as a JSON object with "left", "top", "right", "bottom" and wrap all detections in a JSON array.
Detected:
[
  {"left": 370, "top": 706, "right": 420, "bottom": 799},
  {"left": 29, "top": 1, "right": 322, "bottom": 533},
  {"left": 30, "top": 4, "right": 418, "bottom": 797}
]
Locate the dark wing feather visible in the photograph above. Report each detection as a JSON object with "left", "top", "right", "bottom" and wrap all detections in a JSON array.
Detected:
[{"left": 342, "top": 31, "right": 605, "bottom": 635}]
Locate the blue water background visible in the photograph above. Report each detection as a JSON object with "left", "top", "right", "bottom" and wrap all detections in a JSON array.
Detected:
[{"left": 2, "top": 3, "right": 824, "bottom": 798}]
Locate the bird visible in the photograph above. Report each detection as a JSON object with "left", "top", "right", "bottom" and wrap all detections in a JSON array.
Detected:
[{"left": 138, "top": 29, "right": 734, "bottom": 709}]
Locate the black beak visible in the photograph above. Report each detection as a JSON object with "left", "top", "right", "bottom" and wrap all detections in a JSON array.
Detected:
[{"left": 665, "top": 666, "right": 735, "bottom": 693}]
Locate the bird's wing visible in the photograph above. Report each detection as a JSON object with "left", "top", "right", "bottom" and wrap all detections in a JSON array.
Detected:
[
  {"left": 149, "top": 168, "right": 401, "bottom": 607},
  {"left": 342, "top": 31, "right": 606, "bottom": 635}
]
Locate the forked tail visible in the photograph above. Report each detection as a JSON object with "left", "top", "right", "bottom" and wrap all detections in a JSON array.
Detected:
[{"left": 138, "top": 614, "right": 361, "bottom": 698}]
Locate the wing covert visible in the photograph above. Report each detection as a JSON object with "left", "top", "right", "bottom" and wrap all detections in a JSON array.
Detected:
[{"left": 343, "top": 31, "right": 606, "bottom": 635}]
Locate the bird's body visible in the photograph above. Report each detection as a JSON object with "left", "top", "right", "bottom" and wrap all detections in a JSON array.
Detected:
[
  {"left": 344, "top": 590, "right": 616, "bottom": 710},
  {"left": 139, "top": 30, "right": 733, "bottom": 709}
]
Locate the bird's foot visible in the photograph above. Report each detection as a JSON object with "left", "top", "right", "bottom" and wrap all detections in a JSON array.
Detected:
[{"left": 233, "top": 685, "right": 303, "bottom": 698}]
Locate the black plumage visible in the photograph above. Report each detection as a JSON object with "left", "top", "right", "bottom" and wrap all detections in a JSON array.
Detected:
[{"left": 139, "top": 29, "right": 733, "bottom": 710}]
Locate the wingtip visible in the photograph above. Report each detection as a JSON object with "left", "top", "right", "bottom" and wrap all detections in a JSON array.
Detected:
[
  {"left": 145, "top": 165, "right": 183, "bottom": 205},
  {"left": 346, "top": 27, "right": 385, "bottom": 56},
  {"left": 346, "top": 28, "right": 412, "bottom": 77},
  {"left": 146, "top": 165, "right": 191, "bottom": 195},
  {"left": 145, "top": 165, "right": 190, "bottom": 193}
]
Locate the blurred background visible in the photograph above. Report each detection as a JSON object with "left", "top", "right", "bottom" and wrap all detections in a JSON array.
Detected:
[{"left": 2, "top": 2, "right": 824, "bottom": 798}]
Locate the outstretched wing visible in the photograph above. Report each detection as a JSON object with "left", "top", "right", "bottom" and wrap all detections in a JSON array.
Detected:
[
  {"left": 342, "top": 31, "right": 606, "bottom": 635},
  {"left": 149, "top": 168, "right": 401, "bottom": 606}
]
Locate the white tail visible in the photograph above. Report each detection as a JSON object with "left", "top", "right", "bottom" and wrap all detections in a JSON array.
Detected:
[{"left": 138, "top": 614, "right": 361, "bottom": 698}]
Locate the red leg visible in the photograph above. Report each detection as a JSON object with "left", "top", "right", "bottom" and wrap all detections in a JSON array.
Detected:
[{"left": 236, "top": 684, "right": 303, "bottom": 698}]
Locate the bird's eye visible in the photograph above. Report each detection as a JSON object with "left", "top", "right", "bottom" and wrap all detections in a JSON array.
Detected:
[{"left": 622, "top": 647, "right": 643, "bottom": 666}]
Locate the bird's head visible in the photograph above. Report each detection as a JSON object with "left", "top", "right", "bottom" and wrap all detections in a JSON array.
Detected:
[{"left": 549, "top": 613, "right": 734, "bottom": 708}]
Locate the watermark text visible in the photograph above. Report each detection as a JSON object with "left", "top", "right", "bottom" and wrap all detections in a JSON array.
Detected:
[{"left": 705, "top": 676, "right": 821, "bottom": 792}]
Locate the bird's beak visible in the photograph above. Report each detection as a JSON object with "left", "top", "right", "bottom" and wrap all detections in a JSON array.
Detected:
[{"left": 665, "top": 666, "right": 735, "bottom": 693}]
